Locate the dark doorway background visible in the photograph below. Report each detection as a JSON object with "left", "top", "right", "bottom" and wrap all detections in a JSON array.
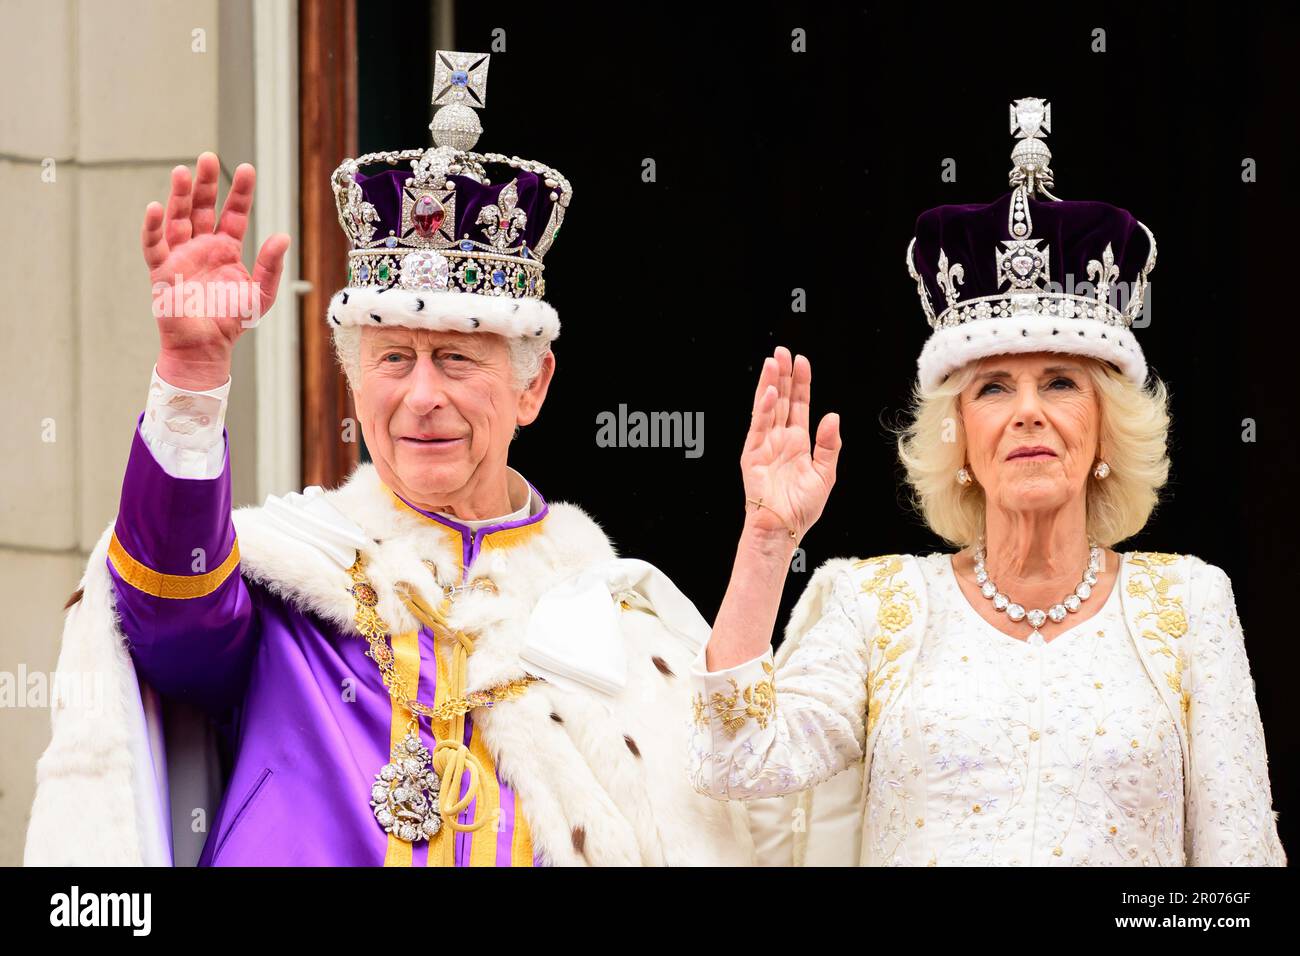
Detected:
[{"left": 354, "top": 2, "right": 1299, "bottom": 853}]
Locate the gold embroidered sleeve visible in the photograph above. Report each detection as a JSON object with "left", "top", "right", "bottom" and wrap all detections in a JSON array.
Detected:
[
  {"left": 691, "top": 655, "right": 777, "bottom": 739},
  {"left": 686, "top": 568, "right": 873, "bottom": 801}
]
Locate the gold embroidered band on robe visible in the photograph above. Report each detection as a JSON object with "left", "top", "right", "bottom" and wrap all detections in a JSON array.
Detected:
[
  {"left": 382, "top": 628, "right": 423, "bottom": 864},
  {"left": 399, "top": 587, "right": 488, "bottom": 834},
  {"left": 108, "top": 531, "right": 241, "bottom": 599}
]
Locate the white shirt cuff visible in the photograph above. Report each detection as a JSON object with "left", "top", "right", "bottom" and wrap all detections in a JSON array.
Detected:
[
  {"left": 689, "top": 642, "right": 774, "bottom": 680},
  {"left": 139, "top": 364, "right": 231, "bottom": 479}
]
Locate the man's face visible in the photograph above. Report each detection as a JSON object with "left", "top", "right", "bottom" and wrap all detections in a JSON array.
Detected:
[{"left": 354, "top": 326, "right": 553, "bottom": 513}]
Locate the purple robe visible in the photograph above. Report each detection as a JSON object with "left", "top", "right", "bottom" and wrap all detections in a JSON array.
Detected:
[{"left": 108, "top": 413, "right": 543, "bottom": 866}]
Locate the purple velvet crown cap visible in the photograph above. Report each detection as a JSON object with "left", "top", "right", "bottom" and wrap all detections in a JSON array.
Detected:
[
  {"left": 911, "top": 192, "right": 1153, "bottom": 315},
  {"left": 355, "top": 168, "right": 554, "bottom": 255}
]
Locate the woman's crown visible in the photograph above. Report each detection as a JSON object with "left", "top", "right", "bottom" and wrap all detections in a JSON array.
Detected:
[{"left": 908, "top": 98, "right": 1159, "bottom": 392}]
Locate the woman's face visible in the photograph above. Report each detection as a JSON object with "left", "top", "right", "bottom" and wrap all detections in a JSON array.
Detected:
[{"left": 958, "top": 352, "right": 1101, "bottom": 516}]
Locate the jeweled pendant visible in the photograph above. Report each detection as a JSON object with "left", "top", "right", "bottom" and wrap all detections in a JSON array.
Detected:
[
  {"left": 370, "top": 731, "right": 442, "bottom": 843},
  {"left": 1028, "top": 629, "right": 1045, "bottom": 646}
]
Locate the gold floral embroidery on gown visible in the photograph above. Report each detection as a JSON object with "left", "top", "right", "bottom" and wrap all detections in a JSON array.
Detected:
[
  {"left": 706, "top": 661, "right": 776, "bottom": 738},
  {"left": 1125, "top": 552, "right": 1191, "bottom": 726},
  {"left": 857, "top": 555, "right": 918, "bottom": 737}
]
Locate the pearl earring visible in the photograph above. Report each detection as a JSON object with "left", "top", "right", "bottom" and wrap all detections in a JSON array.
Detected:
[
  {"left": 1093, "top": 460, "right": 1110, "bottom": 479},
  {"left": 956, "top": 466, "right": 973, "bottom": 486}
]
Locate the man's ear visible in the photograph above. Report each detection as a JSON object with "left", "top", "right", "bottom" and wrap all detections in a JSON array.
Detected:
[{"left": 516, "top": 349, "right": 555, "bottom": 427}]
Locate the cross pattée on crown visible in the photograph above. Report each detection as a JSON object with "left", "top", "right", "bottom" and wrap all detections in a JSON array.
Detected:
[
  {"left": 433, "top": 50, "right": 489, "bottom": 109},
  {"left": 429, "top": 51, "right": 490, "bottom": 151},
  {"left": 1010, "top": 97, "right": 1050, "bottom": 139}
]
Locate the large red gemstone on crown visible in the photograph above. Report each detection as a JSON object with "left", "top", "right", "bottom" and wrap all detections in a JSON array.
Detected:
[{"left": 412, "top": 195, "right": 444, "bottom": 237}]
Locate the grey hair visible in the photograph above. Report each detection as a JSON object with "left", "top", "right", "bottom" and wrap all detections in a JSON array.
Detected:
[{"left": 330, "top": 325, "right": 551, "bottom": 393}]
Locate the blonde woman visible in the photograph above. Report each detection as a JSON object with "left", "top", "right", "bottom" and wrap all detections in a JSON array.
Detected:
[{"left": 687, "top": 100, "right": 1286, "bottom": 866}]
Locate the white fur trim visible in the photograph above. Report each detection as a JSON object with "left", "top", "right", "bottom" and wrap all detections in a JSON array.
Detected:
[
  {"left": 917, "top": 315, "right": 1148, "bottom": 393},
  {"left": 326, "top": 286, "right": 560, "bottom": 342},
  {"left": 26, "top": 462, "right": 752, "bottom": 866},
  {"left": 25, "top": 522, "right": 156, "bottom": 865}
]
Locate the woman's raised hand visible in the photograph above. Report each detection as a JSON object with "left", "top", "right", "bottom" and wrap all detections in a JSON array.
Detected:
[
  {"left": 740, "top": 346, "right": 842, "bottom": 543},
  {"left": 141, "top": 151, "right": 291, "bottom": 390}
]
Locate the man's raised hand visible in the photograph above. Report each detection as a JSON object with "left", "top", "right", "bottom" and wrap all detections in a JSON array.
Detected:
[{"left": 141, "top": 151, "right": 290, "bottom": 390}]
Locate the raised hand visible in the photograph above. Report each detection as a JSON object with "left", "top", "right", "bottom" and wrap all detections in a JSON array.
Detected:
[
  {"left": 141, "top": 151, "right": 291, "bottom": 390},
  {"left": 740, "top": 346, "right": 842, "bottom": 542}
]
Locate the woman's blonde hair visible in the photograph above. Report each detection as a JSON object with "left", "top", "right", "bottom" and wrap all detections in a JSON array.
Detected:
[{"left": 893, "top": 356, "right": 1171, "bottom": 548}]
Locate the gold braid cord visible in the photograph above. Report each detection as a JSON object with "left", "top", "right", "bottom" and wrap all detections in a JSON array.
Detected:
[{"left": 346, "top": 553, "right": 540, "bottom": 833}]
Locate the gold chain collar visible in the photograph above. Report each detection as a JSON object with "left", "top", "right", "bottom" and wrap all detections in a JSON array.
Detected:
[{"left": 345, "top": 555, "right": 537, "bottom": 720}]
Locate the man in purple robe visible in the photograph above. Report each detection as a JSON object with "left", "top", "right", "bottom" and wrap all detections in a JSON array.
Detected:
[{"left": 26, "top": 51, "right": 751, "bottom": 867}]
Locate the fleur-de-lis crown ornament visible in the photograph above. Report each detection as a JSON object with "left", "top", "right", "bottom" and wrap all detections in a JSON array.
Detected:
[
  {"left": 906, "top": 97, "right": 1158, "bottom": 394},
  {"left": 327, "top": 50, "right": 572, "bottom": 343}
]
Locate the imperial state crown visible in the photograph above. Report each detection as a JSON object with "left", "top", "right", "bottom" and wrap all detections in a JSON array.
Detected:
[{"left": 327, "top": 51, "right": 571, "bottom": 342}]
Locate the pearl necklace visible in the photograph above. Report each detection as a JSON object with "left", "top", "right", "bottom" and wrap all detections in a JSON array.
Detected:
[{"left": 972, "top": 536, "right": 1101, "bottom": 646}]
